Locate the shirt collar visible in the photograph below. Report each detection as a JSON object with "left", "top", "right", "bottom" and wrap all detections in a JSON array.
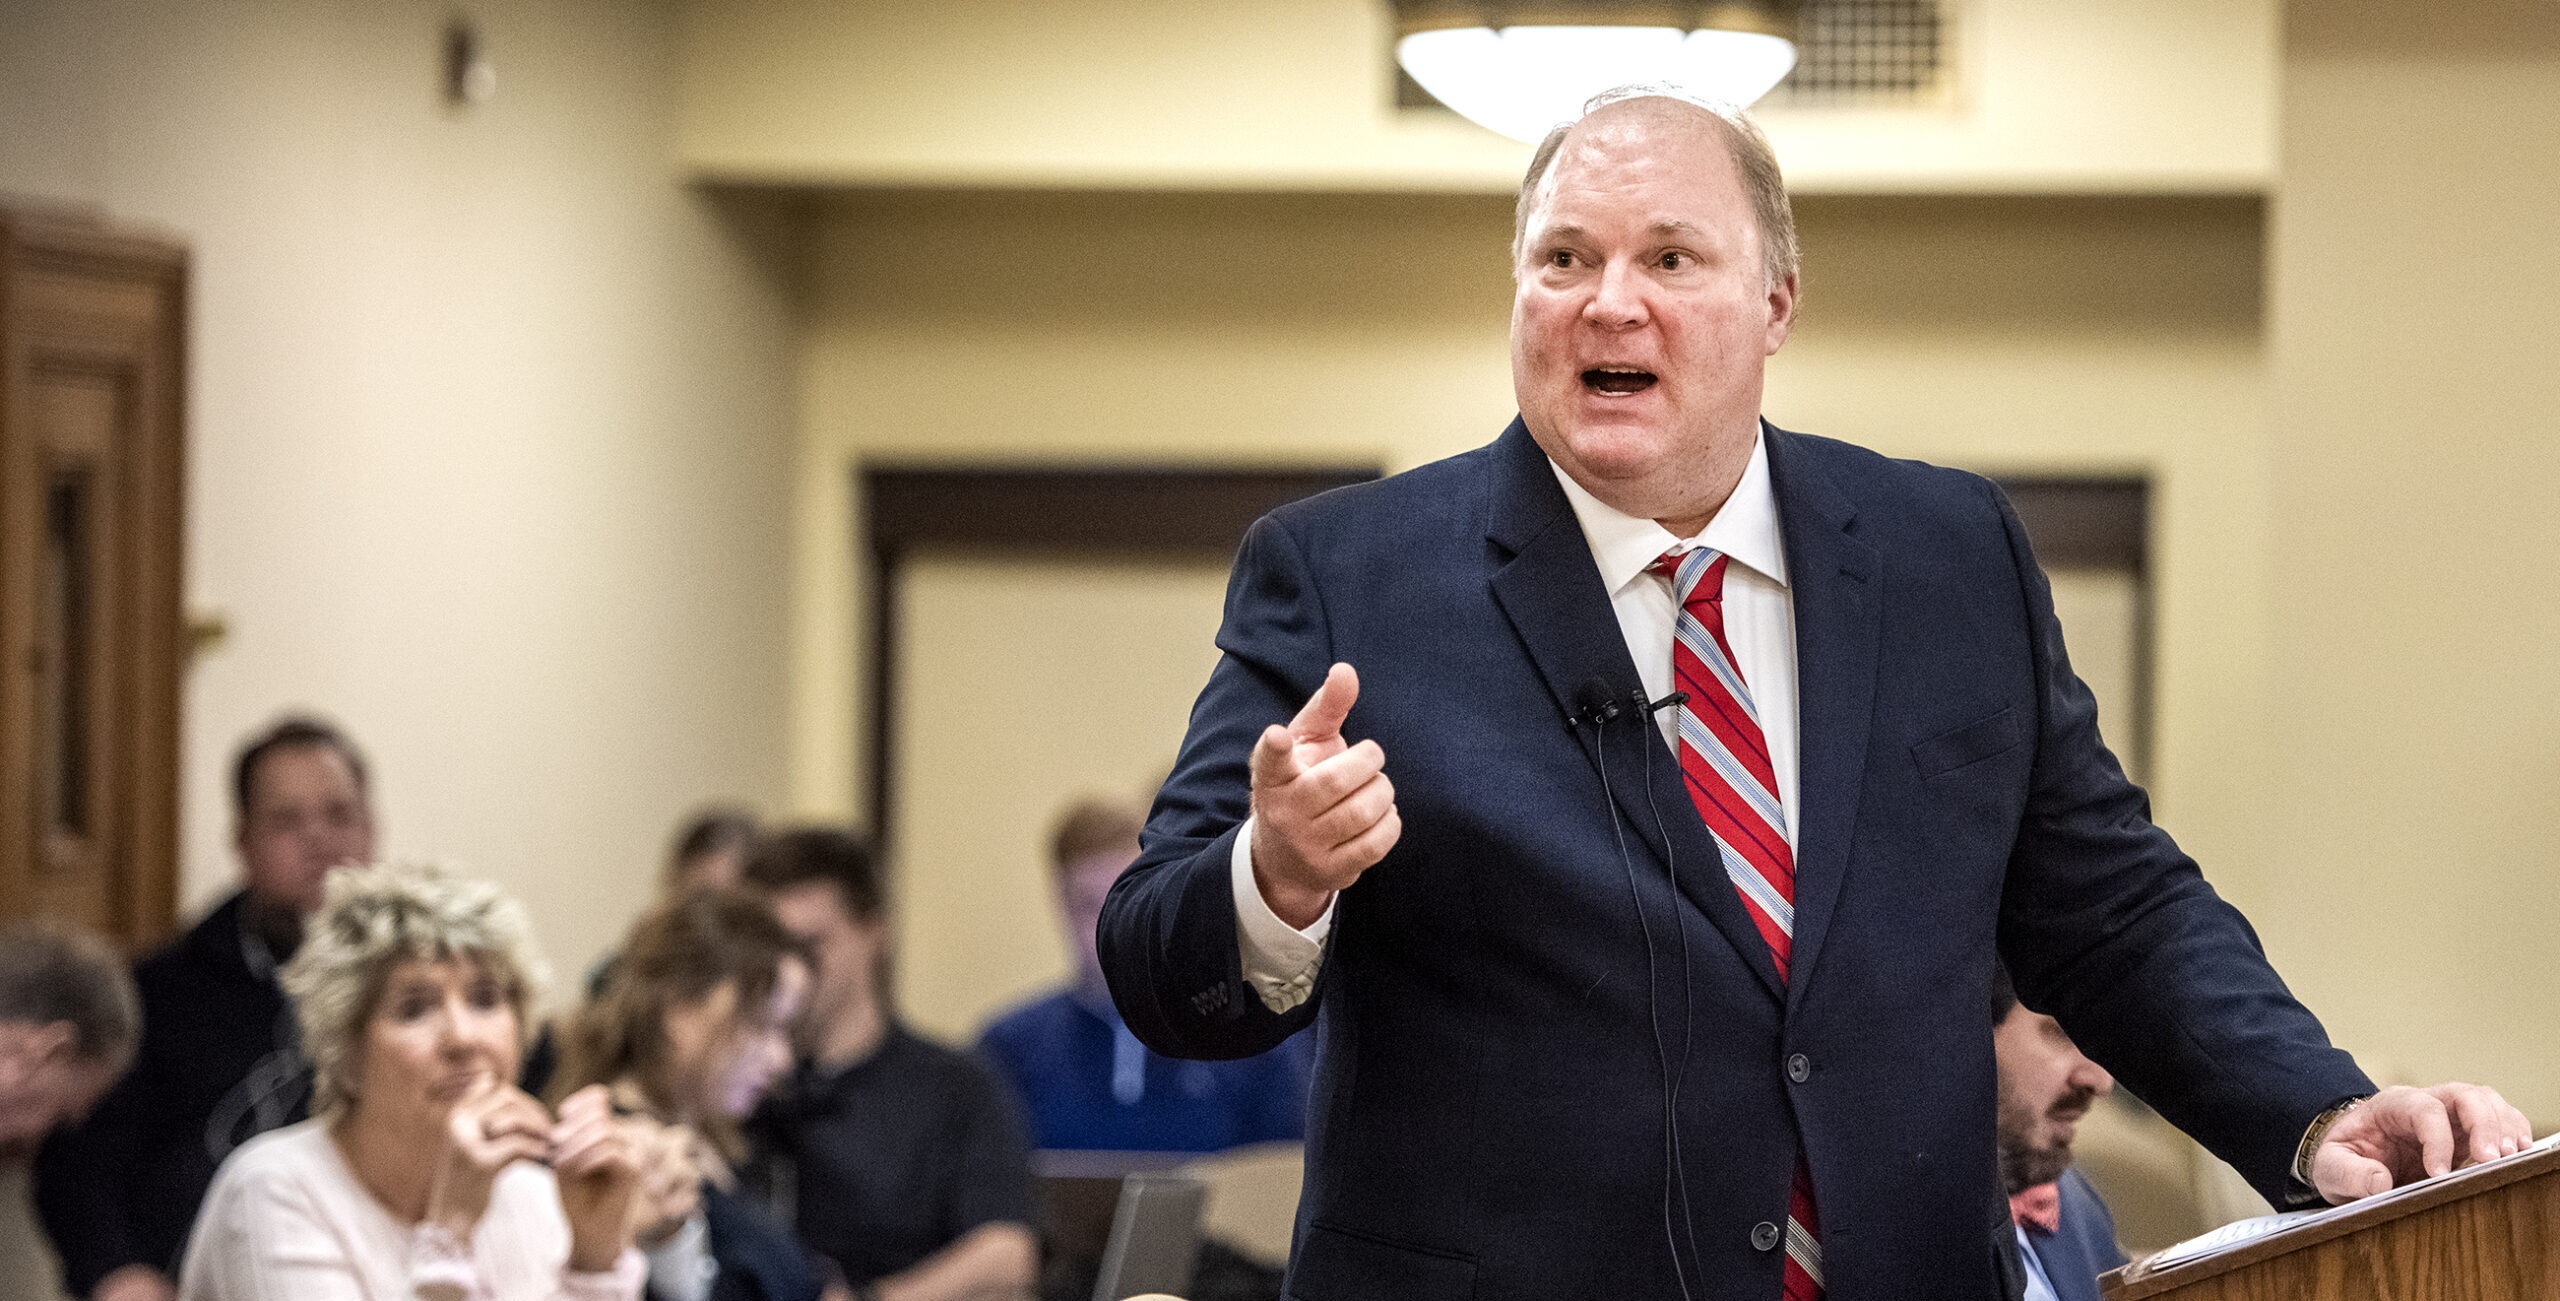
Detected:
[{"left": 1547, "top": 422, "right": 1790, "bottom": 596}]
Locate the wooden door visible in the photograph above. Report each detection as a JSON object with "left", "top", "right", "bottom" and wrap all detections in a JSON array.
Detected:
[{"left": 0, "top": 207, "right": 186, "bottom": 950}]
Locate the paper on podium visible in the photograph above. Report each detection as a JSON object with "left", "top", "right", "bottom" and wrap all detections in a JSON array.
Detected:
[{"left": 2126, "top": 1131, "right": 2560, "bottom": 1277}]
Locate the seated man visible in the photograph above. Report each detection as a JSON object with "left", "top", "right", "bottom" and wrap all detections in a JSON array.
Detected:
[
  {"left": 0, "top": 924, "right": 140, "bottom": 1158},
  {"left": 980, "top": 798, "right": 1309, "bottom": 1154},
  {"left": 744, "top": 828, "right": 1037, "bottom": 1301},
  {"left": 1995, "top": 965, "right": 2129, "bottom": 1301},
  {"left": 36, "top": 716, "right": 376, "bottom": 1301}
]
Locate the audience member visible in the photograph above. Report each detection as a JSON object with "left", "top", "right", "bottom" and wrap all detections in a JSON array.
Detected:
[
  {"left": 178, "top": 861, "right": 645, "bottom": 1300},
  {"left": 669, "top": 811, "right": 762, "bottom": 896},
  {"left": 40, "top": 716, "right": 377, "bottom": 1301},
  {"left": 742, "top": 829, "right": 1037, "bottom": 1301},
  {"left": 1995, "top": 965, "right": 2128, "bottom": 1301},
  {"left": 0, "top": 924, "right": 141, "bottom": 1158},
  {"left": 588, "top": 809, "right": 765, "bottom": 1001},
  {"left": 979, "top": 799, "right": 1308, "bottom": 1153},
  {"left": 555, "top": 889, "right": 836, "bottom": 1301}
]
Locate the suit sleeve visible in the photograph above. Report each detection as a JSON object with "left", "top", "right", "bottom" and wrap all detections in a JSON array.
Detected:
[
  {"left": 1100, "top": 514, "right": 1334, "bottom": 1062},
  {"left": 1987, "top": 481, "right": 2372, "bottom": 1206}
]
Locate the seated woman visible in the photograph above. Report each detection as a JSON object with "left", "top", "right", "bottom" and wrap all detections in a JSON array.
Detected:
[
  {"left": 180, "top": 862, "right": 646, "bottom": 1301},
  {"left": 554, "top": 889, "right": 830, "bottom": 1301}
]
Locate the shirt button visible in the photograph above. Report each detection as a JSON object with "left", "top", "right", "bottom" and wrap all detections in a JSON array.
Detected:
[
  {"left": 1750, "top": 1221, "right": 1781, "bottom": 1252},
  {"left": 1786, "top": 1053, "right": 1811, "bottom": 1083}
]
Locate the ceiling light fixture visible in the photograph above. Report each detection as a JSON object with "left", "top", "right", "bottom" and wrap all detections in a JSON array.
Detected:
[{"left": 1393, "top": 2, "right": 1801, "bottom": 143}]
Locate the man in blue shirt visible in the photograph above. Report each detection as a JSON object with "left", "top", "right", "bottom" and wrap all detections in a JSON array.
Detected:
[
  {"left": 1994, "top": 966, "right": 2128, "bottom": 1301},
  {"left": 981, "top": 799, "right": 1309, "bottom": 1153}
]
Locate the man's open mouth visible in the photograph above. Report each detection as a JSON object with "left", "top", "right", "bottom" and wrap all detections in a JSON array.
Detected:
[{"left": 1582, "top": 367, "right": 1658, "bottom": 395}]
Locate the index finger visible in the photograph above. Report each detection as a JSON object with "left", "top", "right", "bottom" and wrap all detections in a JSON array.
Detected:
[
  {"left": 554, "top": 1084, "right": 611, "bottom": 1125},
  {"left": 1288, "top": 663, "right": 1360, "bottom": 743},
  {"left": 2405, "top": 1092, "right": 2457, "bottom": 1179},
  {"left": 2442, "top": 1085, "right": 2529, "bottom": 1165}
]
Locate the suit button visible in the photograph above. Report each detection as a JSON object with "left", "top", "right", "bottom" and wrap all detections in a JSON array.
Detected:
[
  {"left": 1786, "top": 1053, "right": 1811, "bottom": 1083},
  {"left": 1750, "top": 1221, "right": 1781, "bottom": 1252}
]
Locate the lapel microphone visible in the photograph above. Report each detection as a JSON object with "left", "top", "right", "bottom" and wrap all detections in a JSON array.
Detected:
[
  {"left": 1570, "top": 681, "right": 1689, "bottom": 730},
  {"left": 1570, "top": 679, "right": 1628, "bottom": 729}
]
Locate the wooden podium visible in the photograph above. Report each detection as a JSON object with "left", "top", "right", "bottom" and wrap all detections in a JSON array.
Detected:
[{"left": 2101, "top": 1142, "right": 2560, "bottom": 1300}]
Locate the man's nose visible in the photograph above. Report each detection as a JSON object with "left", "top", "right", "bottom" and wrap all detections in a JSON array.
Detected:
[
  {"left": 1583, "top": 259, "right": 1649, "bottom": 328},
  {"left": 2070, "top": 1051, "right": 2113, "bottom": 1095}
]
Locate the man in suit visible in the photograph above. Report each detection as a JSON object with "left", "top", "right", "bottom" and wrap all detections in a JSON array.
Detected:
[
  {"left": 1991, "top": 966, "right": 2124, "bottom": 1301},
  {"left": 1098, "top": 91, "right": 2526, "bottom": 1300}
]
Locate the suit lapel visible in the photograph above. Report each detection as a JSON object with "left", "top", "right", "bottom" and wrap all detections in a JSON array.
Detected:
[
  {"left": 1481, "top": 420, "right": 1788, "bottom": 1003},
  {"left": 1763, "top": 426, "right": 1880, "bottom": 1007}
]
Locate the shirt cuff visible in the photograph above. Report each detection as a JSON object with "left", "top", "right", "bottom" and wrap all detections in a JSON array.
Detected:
[
  {"left": 561, "top": 1247, "right": 648, "bottom": 1301},
  {"left": 1230, "top": 815, "right": 1333, "bottom": 1013}
]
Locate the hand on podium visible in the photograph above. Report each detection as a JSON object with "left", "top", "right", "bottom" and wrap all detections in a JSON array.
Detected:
[
  {"left": 2312, "top": 1082, "right": 2533, "bottom": 1204},
  {"left": 1249, "top": 663, "right": 1401, "bottom": 930}
]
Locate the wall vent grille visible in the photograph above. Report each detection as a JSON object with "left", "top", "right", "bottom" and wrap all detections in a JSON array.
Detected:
[
  {"left": 1392, "top": 0, "right": 1956, "bottom": 112},
  {"left": 1769, "top": 0, "right": 1950, "bottom": 106}
]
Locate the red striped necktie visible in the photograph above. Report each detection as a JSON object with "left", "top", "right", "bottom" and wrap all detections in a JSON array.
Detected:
[{"left": 1652, "top": 547, "right": 1822, "bottom": 1300}]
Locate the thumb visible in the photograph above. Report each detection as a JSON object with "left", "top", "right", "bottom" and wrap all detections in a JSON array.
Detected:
[
  {"left": 2315, "top": 1146, "right": 2394, "bottom": 1204},
  {"left": 1289, "top": 663, "right": 1361, "bottom": 742},
  {"left": 1247, "top": 723, "right": 1299, "bottom": 790}
]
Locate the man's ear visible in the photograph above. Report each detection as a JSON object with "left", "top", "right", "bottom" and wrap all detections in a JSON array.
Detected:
[
  {"left": 1763, "top": 270, "right": 1801, "bottom": 354},
  {"left": 31, "top": 1021, "right": 73, "bottom": 1060},
  {"left": 0, "top": 1021, "right": 73, "bottom": 1083}
]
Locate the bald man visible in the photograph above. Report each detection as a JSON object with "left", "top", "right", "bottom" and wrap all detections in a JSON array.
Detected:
[{"left": 1101, "top": 90, "right": 2523, "bottom": 1300}]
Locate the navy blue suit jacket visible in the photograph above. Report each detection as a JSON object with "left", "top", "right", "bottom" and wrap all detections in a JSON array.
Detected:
[{"left": 1099, "top": 420, "right": 2369, "bottom": 1300}]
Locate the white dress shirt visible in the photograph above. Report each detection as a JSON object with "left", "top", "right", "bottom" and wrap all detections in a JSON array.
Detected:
[
  {"left": 1232, "top": 425, "right": 1801, "bottom": 1012},
  {"left": 2015, "top": 1225, "right": 2062, "bottom": 1301}
]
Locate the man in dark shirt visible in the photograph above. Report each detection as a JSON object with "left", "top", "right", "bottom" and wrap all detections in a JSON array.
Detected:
[
  {"left": 745, "top": 828, "right": 1036, "bottom": 1301},
  {"left": 35, "top": 717, "right": 375, "bottom": 1301}
]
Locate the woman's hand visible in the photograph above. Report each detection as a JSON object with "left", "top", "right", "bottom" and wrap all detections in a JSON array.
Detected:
[
  {"left": 428, "top": 1075, "right": 554, "bottom": 1239},
  {"left": 623, "top": 1115, "right": 707, "bottom": 1247},
  {"left": 550, "top": 1084, "right": 645, "bottom": 1272}
]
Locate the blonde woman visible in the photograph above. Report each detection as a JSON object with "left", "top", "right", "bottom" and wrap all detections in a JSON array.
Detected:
[{"left": 180, "top": 862, "right": 646, "bottom": 1301}]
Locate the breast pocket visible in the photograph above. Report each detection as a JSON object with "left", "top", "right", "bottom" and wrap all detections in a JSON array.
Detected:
[{"left": 1910, "top": 705, "right": 2027, "bottom": 780}]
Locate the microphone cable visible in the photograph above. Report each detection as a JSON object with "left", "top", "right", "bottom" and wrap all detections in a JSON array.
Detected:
[{"left": 1586, "top": 699, "right": 1697, "bottom": 1301}]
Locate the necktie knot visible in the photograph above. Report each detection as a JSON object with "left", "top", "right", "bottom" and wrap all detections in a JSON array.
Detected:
[{"left": 1651, "top": 547, "right": 1730, "bottom": 613}]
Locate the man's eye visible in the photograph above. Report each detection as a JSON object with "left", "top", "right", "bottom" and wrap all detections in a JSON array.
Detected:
[
  {"left": 1661, "top": 251, "right": 1689, "bottom": 270},
  {"left": 1548, "top": 250, "right": 1575, "bottom": 268}
]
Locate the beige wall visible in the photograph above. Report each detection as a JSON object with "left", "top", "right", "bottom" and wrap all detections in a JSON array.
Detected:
[
  {"left": 679, "top": 0, "right": 2276, "bottom": 193},
  {"left": 893, "top": 556, "right": 1233, "bottom": 1041},
  {"left": 2264, "top": 2, "right": 2560, "bottom": 1119},
  {"left": 793, "top": 188, "right": 2271, "bottom": 1041},
  {"left": 0, "top": 0, "right": 800, "bottom": 993}
]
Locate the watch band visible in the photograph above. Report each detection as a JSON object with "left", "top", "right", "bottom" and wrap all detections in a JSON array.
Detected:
[{"left": 2292, "top": 1094, "right": 2374, "bottom": 1189}]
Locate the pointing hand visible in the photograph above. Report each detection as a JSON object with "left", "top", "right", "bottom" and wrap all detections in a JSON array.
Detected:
[{"left": 1248, "top": 663, "right": 1401, "bottom": 929}]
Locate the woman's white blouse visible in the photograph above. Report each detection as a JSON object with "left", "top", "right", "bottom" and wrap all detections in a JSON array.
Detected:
[{"left": 178, "top": 1120, "right": 643, "bottom": 1301}]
